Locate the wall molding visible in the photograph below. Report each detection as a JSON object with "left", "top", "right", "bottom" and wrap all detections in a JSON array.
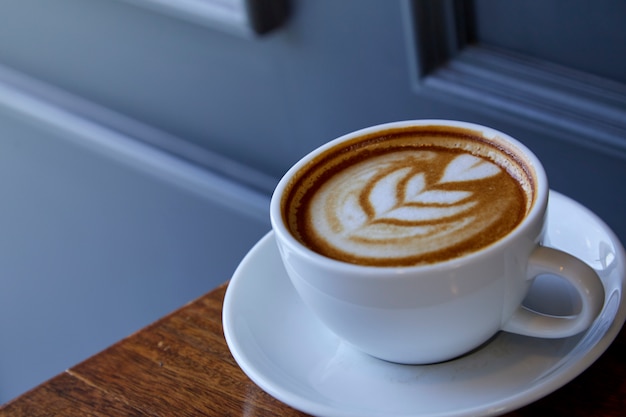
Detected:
[
  {"left": 116, "top": 0, "right": 289, "bottom": 36},
  {"left": 404, "top": 0, "right": 626, "bottom": 161},
  {"left": 0, "top": 63, "right": 272, "bottom": 223}
]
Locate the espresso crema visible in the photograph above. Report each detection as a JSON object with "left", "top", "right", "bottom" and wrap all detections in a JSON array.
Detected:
[{"left": 283, "top": 126, "right": 534, "bottom": 266}]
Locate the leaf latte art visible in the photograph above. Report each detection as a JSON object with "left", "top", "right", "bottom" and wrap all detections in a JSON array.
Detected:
[{"left": 285, "top": 133, "right": 529, "bottom": 266}]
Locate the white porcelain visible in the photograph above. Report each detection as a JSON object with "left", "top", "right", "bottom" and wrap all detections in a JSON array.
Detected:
[
  {"left": 269, "top": 120, "right": 605, "bottom": 364},
  {"left": 223, "top": 191, "right": 626, "bottom": 417}
]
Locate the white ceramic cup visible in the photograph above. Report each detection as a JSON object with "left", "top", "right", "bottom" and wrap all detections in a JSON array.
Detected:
[{"left": 270, "top": 120, "right": 605, "bottom": 364}]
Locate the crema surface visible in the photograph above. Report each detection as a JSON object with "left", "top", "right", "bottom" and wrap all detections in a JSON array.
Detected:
[{"left": 283, "top": 127, "right": 532, "bottom": 266}]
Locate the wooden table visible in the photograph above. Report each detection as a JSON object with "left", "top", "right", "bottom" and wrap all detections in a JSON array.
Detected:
[{"left": 2, "top": 282, "right": 625, "bottom": 416}]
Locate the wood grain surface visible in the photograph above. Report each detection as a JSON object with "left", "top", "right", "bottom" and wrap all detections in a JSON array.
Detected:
[{"left": 1, "top": 282, "right": 624, "bottom": 416}]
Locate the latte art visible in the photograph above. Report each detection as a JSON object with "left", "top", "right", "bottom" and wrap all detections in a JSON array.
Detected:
[{"left": 283, "top": 127, "right": 532, "bottom": 266}]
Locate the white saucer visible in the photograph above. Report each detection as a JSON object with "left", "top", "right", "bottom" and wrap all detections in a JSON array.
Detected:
[{"left": 223, "top": 191, "right": 626, "bottom": 417}]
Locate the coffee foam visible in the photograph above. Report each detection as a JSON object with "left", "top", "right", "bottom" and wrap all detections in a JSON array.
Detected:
[{"left": 283, "top": 126, "right": 535, "bottom": 266}]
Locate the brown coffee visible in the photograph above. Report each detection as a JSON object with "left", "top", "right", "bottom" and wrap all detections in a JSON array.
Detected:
[{"left": 282, "top": 126, "right": 535, "bottom": 266}]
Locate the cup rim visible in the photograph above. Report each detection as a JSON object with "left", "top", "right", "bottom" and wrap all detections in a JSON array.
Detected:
[{"left": 270, "top": 119, "right": 548, "bottom": 273}]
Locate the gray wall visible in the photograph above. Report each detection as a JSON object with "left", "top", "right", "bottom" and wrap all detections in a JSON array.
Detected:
[{"left": 0, "top": 85, "right": 270, "bottom": 401}]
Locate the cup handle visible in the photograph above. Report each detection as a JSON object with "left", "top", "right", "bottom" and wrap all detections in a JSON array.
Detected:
[{"left": 502, "top": 246, "right": 605, "bottom": 338}]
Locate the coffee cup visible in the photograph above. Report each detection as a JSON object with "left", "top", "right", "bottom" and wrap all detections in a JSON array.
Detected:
[{"left": 270, "top": 120, "right": 605, "bottom": 364}]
